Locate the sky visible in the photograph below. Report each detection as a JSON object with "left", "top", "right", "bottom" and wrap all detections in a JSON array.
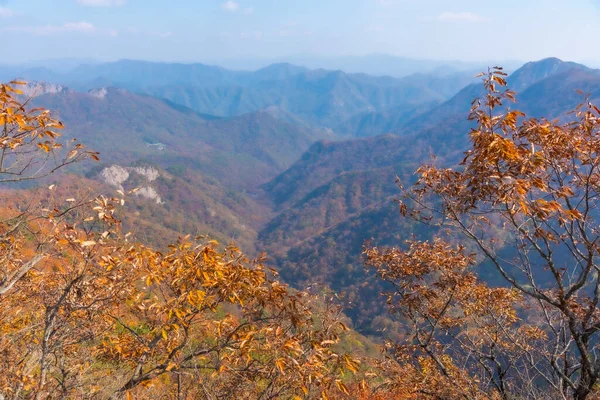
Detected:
[{"left": 1, "top": 0, "right": 600, "bottom": 66}]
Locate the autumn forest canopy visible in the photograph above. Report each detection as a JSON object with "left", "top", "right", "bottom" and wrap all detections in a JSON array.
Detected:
[{"left": 4, "top": 55, "right": 600, "bottom": 400}]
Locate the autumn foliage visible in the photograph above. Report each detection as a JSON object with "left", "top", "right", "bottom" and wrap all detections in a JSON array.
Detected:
[
  {"left": 0, "top": 83, "right": 362, "bottom": 399},
  {"left": 366, "top": 68, "right": 600, "bottom": 399},
  {"left": 5, "top": 64, "right": 600, "bottom": 400}
]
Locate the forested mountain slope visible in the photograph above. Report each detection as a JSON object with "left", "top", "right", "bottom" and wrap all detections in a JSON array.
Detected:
[
  {"left": 259, "top": 58, "right": 600, "bottom": 332},
  {"left": 31, "top": 86, "right": 330, "bottom": 189},
  {"left": 12, "top": 57, "right": 600, "bottom": 335},
  {"left": 4, "top": 60, "right": 479, "bottom": 137}
]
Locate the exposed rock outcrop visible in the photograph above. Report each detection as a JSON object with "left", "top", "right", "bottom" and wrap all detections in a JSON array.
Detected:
[
  {"left": 21, "top": 81, "right": 70, "bottom": 98},
  {"left": 99, "top": 165, "right": 162, "bottom": 204}
]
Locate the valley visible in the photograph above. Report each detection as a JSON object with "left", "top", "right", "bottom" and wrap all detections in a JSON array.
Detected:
[
  {"left": 3, "top": 56, "right": 598, "bottom": 335},
  {"left": 4, "top": 1, "right": 600, "bottom": 397}
]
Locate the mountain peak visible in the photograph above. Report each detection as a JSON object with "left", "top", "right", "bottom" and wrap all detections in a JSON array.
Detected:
[
  {"left": 254, "top": 63, "right": 308, "bottom": 80},
  {"left": 508, "top": 57, "right": 590, "bottom": 93},
  {"left": 532, "top": 56, "right": 564, "bottom": 64}
]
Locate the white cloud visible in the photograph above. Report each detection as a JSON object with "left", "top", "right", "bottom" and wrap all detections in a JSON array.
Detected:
[
  {"left": 62, "top": 21, "right": 95, "bottom": 32},
  {"left": 222, "top": 1, "right": 239, "bottom": 12},
  {"left": 0, "top": 7, "right": 13, "bottom": 17},
  {"left": 221, "top": 2, "right": 254, "bottom": 15},
  {"left": 435, "top": 12, "right": 486, "bottom": 23},
  {"left": 77, "top": 0, "right": 125, "bottom": 6}
]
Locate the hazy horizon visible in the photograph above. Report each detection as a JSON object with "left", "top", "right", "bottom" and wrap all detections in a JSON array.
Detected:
[
  {"left": 0, "top": 53, "right": 528, "bottom": 70},
  {"left": 1, "top": 0, "right": 599, "bottom": 67}
]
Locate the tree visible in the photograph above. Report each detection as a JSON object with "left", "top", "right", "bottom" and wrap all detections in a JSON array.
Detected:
[
  {"left": 0, "top": 82, "right": 359, "bottom": 399},
  {"left": 0, "top": 81, "right": 97, "bottom": 298},
  {"left": 366, "top": 68, "right": 600, "bottom": 399},
  {"left": 0, "top": 81, "right": 97, "bottom": 184},
  {"left": 97, "top": 239, "right": 357, "bottom": 399}
]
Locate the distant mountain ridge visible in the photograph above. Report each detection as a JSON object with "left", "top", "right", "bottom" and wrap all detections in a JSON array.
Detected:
[
  {"left": 2, "top": 59, "right": 482, "bottom": 137},
  {"left": 8, "top": 56, "right": 600, "bottom": 335},
  {"left": 507, "top": 57, "right": 590, "bottom": 93},
  {"left": 65, "top": 61, "right": 464, "bottom": 132},
  {"left": 399, "top": 57, "right": 599, "bottom": 138},
  {"left": 258, "top": 57, "right": 600, "bottom": 332},
  {"left": 209, "top": 53, "right": 523, "bottom": 78},
  {"left": 30, "top": 85, "right": 333, "bottom": 189}
]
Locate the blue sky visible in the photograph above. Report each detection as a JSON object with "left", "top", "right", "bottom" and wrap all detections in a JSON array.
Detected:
[{"left": 1, "top": 0, "right": 600, "bottom": 65}]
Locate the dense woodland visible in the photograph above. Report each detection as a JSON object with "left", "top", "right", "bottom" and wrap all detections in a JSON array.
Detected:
[{"left": 3, "top": 57, "right": 600, "bottom": 399}]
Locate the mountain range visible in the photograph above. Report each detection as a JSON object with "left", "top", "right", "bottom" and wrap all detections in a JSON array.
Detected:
[
  {"left": 4, "top": 56, "right": 599, "bottom": 335},
  {"left": 30, "top": 86, "right": 330, "bottom": 189},
  {"left": 4, "top": 59, "right": 482, "bottom": 136},
  {"left": 258, "top": 57, "right": 600, "bottom": 330}
]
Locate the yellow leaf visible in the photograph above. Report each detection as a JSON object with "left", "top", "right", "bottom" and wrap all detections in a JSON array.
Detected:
[
  {"left": 336, "top": 380, "right": 350, "bottom": 395},
  {"left": 275, "top": 359, "right": 286, "bottom": 375},
  {"left": 344, "top": 355, "right": 360, "bottom": 373},
  {"left": 166, "top": 362, "right": 177, "bottom": 372},
  {"left": 360, "top": 379, "right": 367, "bottom": 390},
  {"left": 37, "top": 142, "right": 50, "bottom": 152},
  {"left": 67, "top": 149, "right": 78, "bottom": 160}
]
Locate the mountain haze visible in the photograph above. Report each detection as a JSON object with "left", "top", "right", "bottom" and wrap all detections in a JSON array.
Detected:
[
  {"left": 31, "top": 86, "right": 330, "bottom": 188},
  {"left": 8, "top": 57, "right": 600, "bottom": 335},
  {"left": 4, "top": 60, "right": 481, "bottom": 137},
  {"left": 258, "top": 57, "right": 600, "bottom": 331}
]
